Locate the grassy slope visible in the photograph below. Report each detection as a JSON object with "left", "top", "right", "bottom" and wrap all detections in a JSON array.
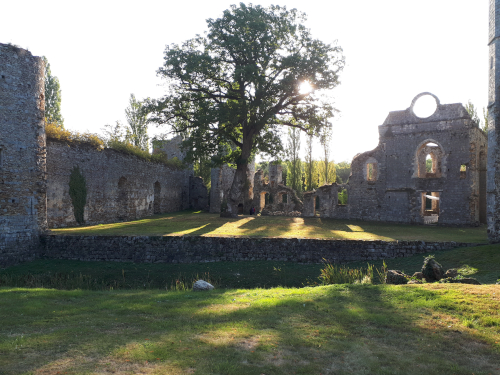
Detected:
[
  {"left": 1, "top": 284, "right": 499, "bottom": 375},
  {"left": 1, "top": 244, "right": 499, "bottom": 289},
  {"left": 49, "top": 211, "right": 487, "bottom": 243}
]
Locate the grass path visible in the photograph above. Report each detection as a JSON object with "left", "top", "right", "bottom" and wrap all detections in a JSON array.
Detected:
[
  {"left": 50, "top": 211, "right": 487, "bottom": 243},
  {"left": 1, "top": 284, "right": 499, "bottom": 374}
]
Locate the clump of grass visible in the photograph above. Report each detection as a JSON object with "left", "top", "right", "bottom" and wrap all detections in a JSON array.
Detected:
[
  {"left": 318, "top": 261, "right": 391, "bottom": 285},
  {"left": 319, "top": 261, "right": 371, "bottom": 285},
  {"left": 46, "top": 122, "right": 104, "bottom": 149}
]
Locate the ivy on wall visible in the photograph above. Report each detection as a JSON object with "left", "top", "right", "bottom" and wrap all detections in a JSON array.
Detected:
[{"left": 69, "top": 166, "right": 87, "bottom": 224}]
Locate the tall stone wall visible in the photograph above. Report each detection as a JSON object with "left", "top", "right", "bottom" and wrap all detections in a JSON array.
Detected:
[
  {"left": 0, "top": 43, "right": 47, "bottom": 267},
  {"left": 488, "top": 0, "right": 500, "bottom": 241},
  {"left": 304, "top": 93, "right": 487, "bottom": 226},
  {"left": 46, "top": 140, "right": 192, "bottom": 228}
]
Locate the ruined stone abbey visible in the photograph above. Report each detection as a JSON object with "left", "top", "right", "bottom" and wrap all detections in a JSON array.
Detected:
[{"left": 3, "top": 0, "right": 500, "bottom": 269}]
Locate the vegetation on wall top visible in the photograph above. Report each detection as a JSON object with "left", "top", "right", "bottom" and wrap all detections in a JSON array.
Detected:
[{"left": 45, "top": 123, "right": 185, "bottom": 169}]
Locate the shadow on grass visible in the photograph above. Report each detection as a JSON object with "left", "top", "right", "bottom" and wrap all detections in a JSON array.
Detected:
[
  {"left": 51, "top": 211, "right": 488, "bottom": 243},
  {"left": 1, "top": 285, "right": 499, "bottom": 375}
]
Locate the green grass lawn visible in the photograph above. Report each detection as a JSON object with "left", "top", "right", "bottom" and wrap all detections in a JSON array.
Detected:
[
  {"left": 1, "top": 284, "right": 499, "bottom": 374},
  {"left": 49, "top": 211, "right": 488, "bottom": 243}
]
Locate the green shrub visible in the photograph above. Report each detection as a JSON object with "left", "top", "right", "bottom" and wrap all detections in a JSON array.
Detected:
[{"left": 69, "top": 166, "right": 87, "bottom": 224}]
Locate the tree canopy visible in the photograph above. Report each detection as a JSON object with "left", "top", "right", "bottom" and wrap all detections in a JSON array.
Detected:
[
  {"left": 43, "top": 56, "right": 64, "bottom": 128},
  {"left": 148, "top": 3, "right": 344, "bottom": 214}
]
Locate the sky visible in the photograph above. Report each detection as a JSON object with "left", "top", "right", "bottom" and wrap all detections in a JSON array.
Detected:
[{"left": 1, "top": 0, "right": 490, "bottom": 163}]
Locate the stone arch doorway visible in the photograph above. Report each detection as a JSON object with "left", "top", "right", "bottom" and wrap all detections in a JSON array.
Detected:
[
  {"left": 154, "top": 181, "right": 161, "bottom": 214},
  {"left": 117, "top": 177, "right": 129, "bottom": 221}
]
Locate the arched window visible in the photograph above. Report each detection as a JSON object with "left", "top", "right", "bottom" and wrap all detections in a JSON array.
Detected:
[
  {"left": 416, "top": 141, "right": 444, "bottom": 178},
  {"left": 365, "top": 157, "right": 378, "bottom": 181}
]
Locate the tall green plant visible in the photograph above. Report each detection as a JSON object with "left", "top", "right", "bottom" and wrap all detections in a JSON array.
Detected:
[
  {"left": 43, "top": 56, "right": 64, "bottom": 128},
  {"left": 69, "top": 166, "right": 87, "bottom": 224}
]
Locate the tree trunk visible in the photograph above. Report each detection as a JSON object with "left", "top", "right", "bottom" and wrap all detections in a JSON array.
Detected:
[
  {"left": 225, "top": 163, "right": 249, "bottom": 217},
  {"left": 224, "top": 133, "right": 253, "bottom": 217}
]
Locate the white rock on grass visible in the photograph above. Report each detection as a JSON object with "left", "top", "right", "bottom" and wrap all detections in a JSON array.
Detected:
[{"left": 193, "top": 280, "right": 214, "bottom": 291}]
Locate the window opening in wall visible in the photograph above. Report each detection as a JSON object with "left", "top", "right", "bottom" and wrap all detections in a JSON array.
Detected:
[
  {"left": 154, "top": 181, "right": 161, "bottom": 214},
  {"left": 460, "top": 164, "right": 467, "bottom": 179},
  {"left": 412, "top": 94, "right": 438, "bottom": 118},
  {"left": 338, "top": 188, "right": 348, "bottom": 205},
  {"left": 264, "top": 192, "right": 270, "bottom": 205},
  {"left": 366, "top": 163, "right": 377, "bottom": 181},
  {"left": 260, "top": 192, "right": 267, "bottom": 210},
  {"left": 313, "top": 196, "right": 320, "bottom": 217},
  {"left": 425, "top": 154, "right": 433, "bottom": 173},
  {"left": 421, "top": 191, "right": 439, "bottom": 224},
  {"left": 417, "top": 141, "right": 442, "bottom": 178}
]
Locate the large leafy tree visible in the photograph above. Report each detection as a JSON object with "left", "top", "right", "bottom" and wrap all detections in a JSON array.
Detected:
[
  {"left": 43, "top": 56, "right": 64, "bottom": 128},
  {"left": 148, "top": 3, "right": 344, "bottom": 215}
]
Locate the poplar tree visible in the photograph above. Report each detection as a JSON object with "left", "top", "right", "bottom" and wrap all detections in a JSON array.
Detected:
[
  {"left": 125, "top": 94, "right": 149, "bottom": 152},
  {"left": 43, "top": 56, "right": 64, "bottom": 128},
  {"left": 286, "top": 127, "right": 302, "bottom": 195}
]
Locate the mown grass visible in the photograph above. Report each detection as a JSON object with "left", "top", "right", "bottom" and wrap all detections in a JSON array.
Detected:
[
  {"left": 1, "top": 284, "right": 499, "bottom": 375},
  {"left": 50, "top": 211, "right": 487, "bottom": 243},
  {"left": 1, "top": 244, "right": 499, "bottom": 291}
]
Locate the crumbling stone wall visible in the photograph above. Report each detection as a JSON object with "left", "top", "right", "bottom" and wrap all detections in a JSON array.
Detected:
[
  {"left": 46, "top": 139, "right": 192, "bottom": 227},
  {"left": 304, "top": 93, "right": 487, "bottom": 225},
  {"left": 252, "top": 165, "right": 303, "bottom": 215},
  {"left": 189, "top": 176, "right": 208, "bottom": 210},
  {"left": 487, "top": 0, "right": 500, "bottom": 241},
  {"left": 41, "top": 234, "right": 478, "bottom": 265},
  {"left": 209, "top": 165, "right": 236, "bottom": 213},
  {"left": 0, "top": 43, "right": 47, "bottom": 267},
  {"left": 210, "top": 162, "right": 255, "bottom": 213}
]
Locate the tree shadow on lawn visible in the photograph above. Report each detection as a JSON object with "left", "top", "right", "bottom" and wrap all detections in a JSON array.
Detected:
[{"left": 1, "top": 285, "right": 499, "bottom": 375}]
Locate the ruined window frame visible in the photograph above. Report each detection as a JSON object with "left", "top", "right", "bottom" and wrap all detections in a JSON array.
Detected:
[{"left": 460, "top": 164, "right": 467, "bottom": 179}]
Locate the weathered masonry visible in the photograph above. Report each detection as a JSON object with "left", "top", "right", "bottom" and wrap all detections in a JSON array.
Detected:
[
  {"left": 0, "top": 44, "right": 47, "bottom": 266},
  {"left": 303, "top": 93, "right": 487, "bottom": 225},
  {"left": 0, "top": 44, "right": 208, "bottom": 267},
  {"left": 488, "top": 0, "right": 500, "bottom": 241},
  {"left": 210, "top": 163, "right": 303, "bottom": 215},
  {"left": 46, "top": 138, "right": 193, "bottom": 228}
]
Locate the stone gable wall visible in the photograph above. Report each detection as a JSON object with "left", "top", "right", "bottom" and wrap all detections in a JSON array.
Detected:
[
  {"left": 0, "top": 44, "right": 47, "bottom": 267},
  {"left": 303, "top": 94, "right": 488, "bottom": 226}
]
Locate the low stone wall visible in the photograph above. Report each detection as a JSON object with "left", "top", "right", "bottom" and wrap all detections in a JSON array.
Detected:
[{"left": 41, "top": 235, "right": 478, "bottom": 264}]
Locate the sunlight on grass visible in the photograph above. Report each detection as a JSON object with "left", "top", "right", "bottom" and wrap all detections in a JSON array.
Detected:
[
  {"left": 347, "top": 225, "right": 364, "bottom": 232},
  {"left": 457, "top": 264, "right": 479, "bottom": 276},
  {"left": 168, "top": 224, "right": 211, "bottom": 236},
  {"left": 49, "top": 211, "right": 487, "bottom": 243}
]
